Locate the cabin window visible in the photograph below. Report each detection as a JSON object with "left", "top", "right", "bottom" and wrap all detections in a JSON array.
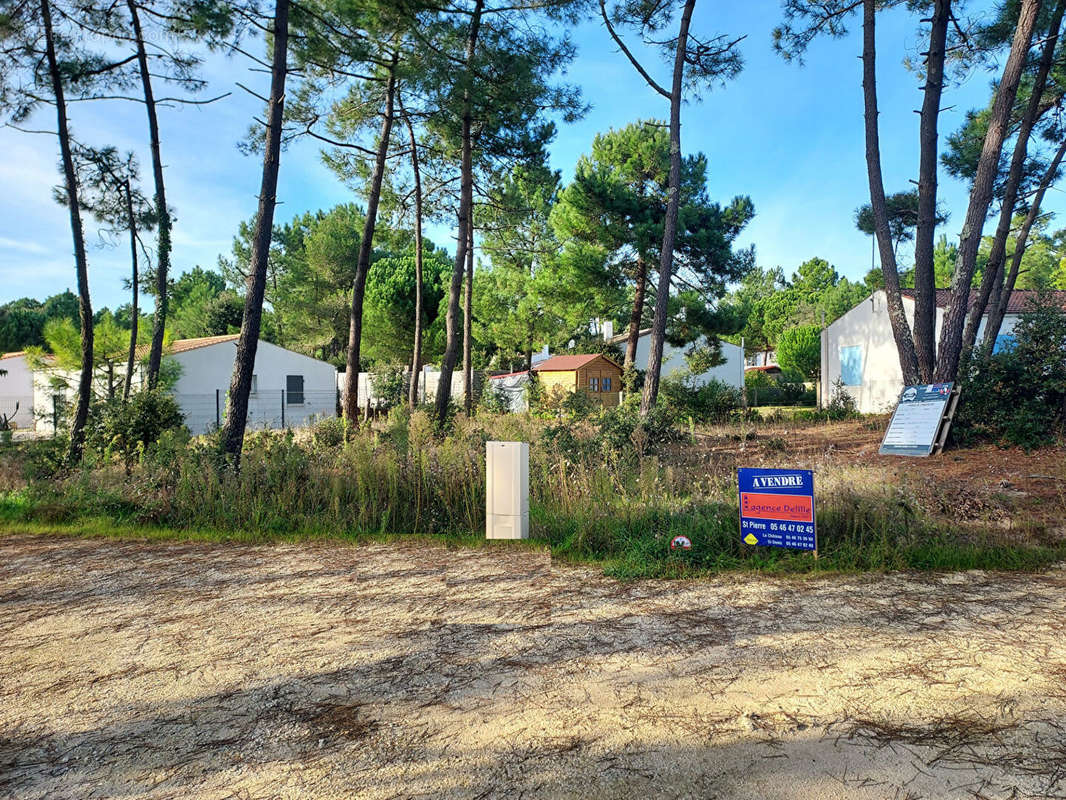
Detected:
[
  {"left": 286, "top": 374, "right": 304, "bottom": 405},
  {"left": 993, "top": 334, "right": 1016, "bottom": 354},
  {"left": 589, "top": 377, "right": 600, "bottom": 392},
  {"left": 602, "top": 377, "right": 612, "bottom": 392},
  {"left": 250, "top": 375, "right": 258, "bottom": 395},
  {"left": 840, "top": 345, "right": 863, "bottom": 386}
]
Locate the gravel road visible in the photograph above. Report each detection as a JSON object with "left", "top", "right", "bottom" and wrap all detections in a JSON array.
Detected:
[{"left": 2, "top": 534, "right": 1065, "bottom": 799}]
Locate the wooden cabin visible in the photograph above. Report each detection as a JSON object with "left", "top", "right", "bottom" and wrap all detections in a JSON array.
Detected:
[{"left": 532, "top": 354, "right": 623, "bottom": 407}]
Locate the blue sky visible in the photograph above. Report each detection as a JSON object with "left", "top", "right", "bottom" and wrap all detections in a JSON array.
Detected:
[{"left": 2, "top": 0, "right": 1056, "bottom": 311}]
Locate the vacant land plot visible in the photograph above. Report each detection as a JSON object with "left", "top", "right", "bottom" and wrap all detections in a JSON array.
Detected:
[{"left": 2, "top": 534, "right": 1066, "bottom": 799}]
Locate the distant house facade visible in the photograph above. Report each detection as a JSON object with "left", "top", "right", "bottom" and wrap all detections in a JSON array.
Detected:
[
  {"left": 32, "top": 335, "right": 338, "bottom": 436},
  {"left": 607, "top": 328, "right": 745, "bottom": 390},
  {"left": 167, "top": 335, "right": 337, "bottom": 434},
  {"left": 744, "top": 349, "right": 778, "bottom": 369},
  {"left": 533, "top": 353, "right": 624, "bottom": 407},
  {"left": 820, "top": 289, "right": 1066, "bottom": 413},
  {"left": 0, "top": 352, "right": 35, "bottom": 429}
]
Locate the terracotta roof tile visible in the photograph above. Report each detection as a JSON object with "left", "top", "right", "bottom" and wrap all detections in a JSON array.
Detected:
[
  {"left": 0, "top": 351, "right": 26, "bottom": 360},
  {"left": 135, "top": 334, "right": 239, "bottom": 359},
  {"left": 900, "top": 289, "right": 1066, "bottom": 314},
  {"left": 532, "top": 353, "right": 621, "bottom": 372}
]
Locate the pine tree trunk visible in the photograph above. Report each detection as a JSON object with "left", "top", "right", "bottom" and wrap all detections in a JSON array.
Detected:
[
  {"left": 983, "top": 134, "right": 1066, "bottom": 350},
  {"left": 41, "top": 0, "right": 93, "bottom": 465},
  {"left": 342, "top": 53, "right": 399, "bottom": 423},
  {"left": 961, "top": 0, "right": 1065, "bottom": 364},
  {"left": 219, "top": 0, "right": 289, "bottom": 460},
  {"left": 129, "top": 0, "right": 172, "bottom": 391},
  {"left": 624, "top": 256, "right": 647, "bottom": 370},
  {"left": 862, "top": 0, "right": 920, "bottom": 386},
  {"left": 405, "top": 108, "right": 424, "bottom": 410},
  {"left": 463, "top": 222, "right": 474, "bottom": 414},
  {"left": 912, "top": 0, "right": 950, "bottom": 382},
  {"left": 123, "top": 178, "right": 138, "bottom": 402},
  {"left": 435, "top": 0, "right": 484, "bottom": 424},
  {"left": 640, "top": 0, "right": 695, "bottom": 415},
  {"left": 935, "top": 0, "right": 1041, "bottom": 382}
]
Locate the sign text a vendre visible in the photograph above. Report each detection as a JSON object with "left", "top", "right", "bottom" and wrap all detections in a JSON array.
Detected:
[{"left": 738, "top": 467, "right": 817, "bottom": 554}]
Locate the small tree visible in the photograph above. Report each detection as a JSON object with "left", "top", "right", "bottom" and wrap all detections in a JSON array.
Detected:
[{"left": 776, "top": 324, "right": 821, "bottom": 383}]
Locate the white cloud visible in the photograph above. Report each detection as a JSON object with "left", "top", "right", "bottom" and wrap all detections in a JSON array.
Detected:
[{"left": 0, "top": 237, "right": 49, "bottom": 254}]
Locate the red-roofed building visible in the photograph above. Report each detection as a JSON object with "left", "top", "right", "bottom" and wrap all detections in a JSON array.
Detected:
[{"left": 532, "top": 353, "right": 624, "bottom": 407}]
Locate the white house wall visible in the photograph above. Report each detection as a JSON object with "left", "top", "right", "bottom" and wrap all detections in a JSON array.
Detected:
[
  {"left": 820, "top": 290, "right": 1022, "bottom": 413},
  {"left": 0, "top": 355, "right": 35, "bottom": 430},
  {"left": 337, "top": 367, "right": 469, "bottom": 409},
  {"left": 632, "top": 335, "right": 745, "bottom": 390},
  {"left": 172, "top": 340, "right": 337, "bottom": 434}
]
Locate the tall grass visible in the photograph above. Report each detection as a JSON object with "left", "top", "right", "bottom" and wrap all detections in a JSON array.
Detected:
[{"left": 1, "top": 407, "right": 1063, "bottom": 576}]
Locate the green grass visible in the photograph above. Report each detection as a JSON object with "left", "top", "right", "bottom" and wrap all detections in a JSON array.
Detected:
[
  {"left": 747, "top": 405, "right": 817, "bottom": 418},
  {"left": 3, "top": 488, "right": 1062, "bottom": 579},
  {"left": 2, "top": 408, "right": 1063, "bottom": 580}
]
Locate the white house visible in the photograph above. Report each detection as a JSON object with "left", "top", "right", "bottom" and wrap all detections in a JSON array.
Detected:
[
  {"left": 606, "top": 327, "right": 746, "bottom": 390},
  {"left": 168, "top": 335, "right": 338, "bottom": 434},
  {"left": 820, "top": 289, "right": 1066, "bottom": 413},
  {"left": 0, "top": 352, "right": 35, "bottom": 430},
  {"left": 31, "top": 334, "right": 338, "bottom": 436}
]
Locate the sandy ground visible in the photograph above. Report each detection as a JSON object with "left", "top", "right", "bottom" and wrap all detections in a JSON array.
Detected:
[{"left": 2, "top": 535, "right": 1066, "bottom": 800}]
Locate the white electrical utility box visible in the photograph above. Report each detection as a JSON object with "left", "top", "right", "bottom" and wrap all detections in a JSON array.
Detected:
[{"left": 486, "top": 441, "right": 529, "bottom": 540}]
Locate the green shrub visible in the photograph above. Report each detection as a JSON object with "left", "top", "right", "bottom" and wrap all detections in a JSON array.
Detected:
[
  {"left": 311, "top": 416, "right": 346, "bottom": 448},
  {"left": 660, "top": 375, "right": 741, "bottom": 422},
  {"left": 744, "top": 369, "right": 813, "bottom": 407},
  {"left": 956, "top": 297, "right": 1066, "bottom": 449},
  {"left": 825, "top": 378, "right": 858, "bottom": 420},
  {"left": 85, "top": 391, "right": 185, "bottom": 468},
  {"left": 19, "top": 437, "right": 67, "bottom": 480},
  {"left": 480, "top": 380, "right": 511, "bottom": 414},
  {"left": 371, "top": 365, "right": 409, "bottom": 411}
]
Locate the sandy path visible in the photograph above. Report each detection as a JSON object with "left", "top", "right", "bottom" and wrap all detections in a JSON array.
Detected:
[{"left": 1, "top": 535, "right": 1065, "bottom": 800}]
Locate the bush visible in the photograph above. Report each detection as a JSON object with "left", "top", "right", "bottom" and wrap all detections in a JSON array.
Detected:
[
  {"left": 85, "top": 391, "right": 185, "bottom": 469},
  {"left": 824, "top": 378, "right": 858, "bottom": 420},
  {"left": 480, "top": 380, "right": 511, "bottom": 414},
  {"left": 311, "top": 416, "right": 346, "bottom": 448},
  {"left": 955, "top": 297, "right": 1066, "bottom": 449},
  {"left": 744, "top": 369, "right": 813, "bottom": 407},
  {"left": 371, "top": 365, "right": 408, "bottom": 411},
  {"left": 533, "top": 384, "right": 598, "bottom": 419},
  {"left": 595, "top": 399, "right": 682, "bottom": 464},
  {"left": 660, "top": 375, "right": 741, "bottom": 422}
]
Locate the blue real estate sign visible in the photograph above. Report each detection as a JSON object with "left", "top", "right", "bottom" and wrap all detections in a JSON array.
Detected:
[
  {"left": 879, "top": 382, "right": 955, "bottom": 457},
  {"left": 738, "top": 468, "right": 816, "bottom": 551}
]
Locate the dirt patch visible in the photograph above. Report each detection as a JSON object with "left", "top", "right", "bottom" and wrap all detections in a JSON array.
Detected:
[
  {"left": 691, "top": 419, "right": 1066, "bottom": 535},
  {"left": 2, "top": 534, "right": 1066, "bottom": 799}
]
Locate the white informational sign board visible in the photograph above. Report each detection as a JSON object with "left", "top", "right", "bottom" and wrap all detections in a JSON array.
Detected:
[{"left": 879, "top": 382, "right": 957, "bottom": 457}]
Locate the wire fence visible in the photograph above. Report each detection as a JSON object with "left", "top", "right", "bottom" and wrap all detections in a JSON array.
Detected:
[
  {"left": 5, "top": 371, "right": 488, "bottom": 439},
  {"left": 167, "top": 389, "right": 340, "bottom": 435},
  {"left": 6, "top": 389, "right": 341, "bottom": 438}
]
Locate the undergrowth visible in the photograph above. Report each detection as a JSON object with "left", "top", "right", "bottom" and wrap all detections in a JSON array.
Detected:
[{"left": 0, "top": 405, "right": 1063, "bottom": 578}]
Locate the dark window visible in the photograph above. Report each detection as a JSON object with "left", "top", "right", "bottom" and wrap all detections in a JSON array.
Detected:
[
  {"left": 589, "top": 377, "right": 599, "bottom": 392},
  {"left": 602, "top": 377, "right": 612, "bottom": 392},
  {"left": 286, "top": 374, "right": 304, "bottom": 405}
]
